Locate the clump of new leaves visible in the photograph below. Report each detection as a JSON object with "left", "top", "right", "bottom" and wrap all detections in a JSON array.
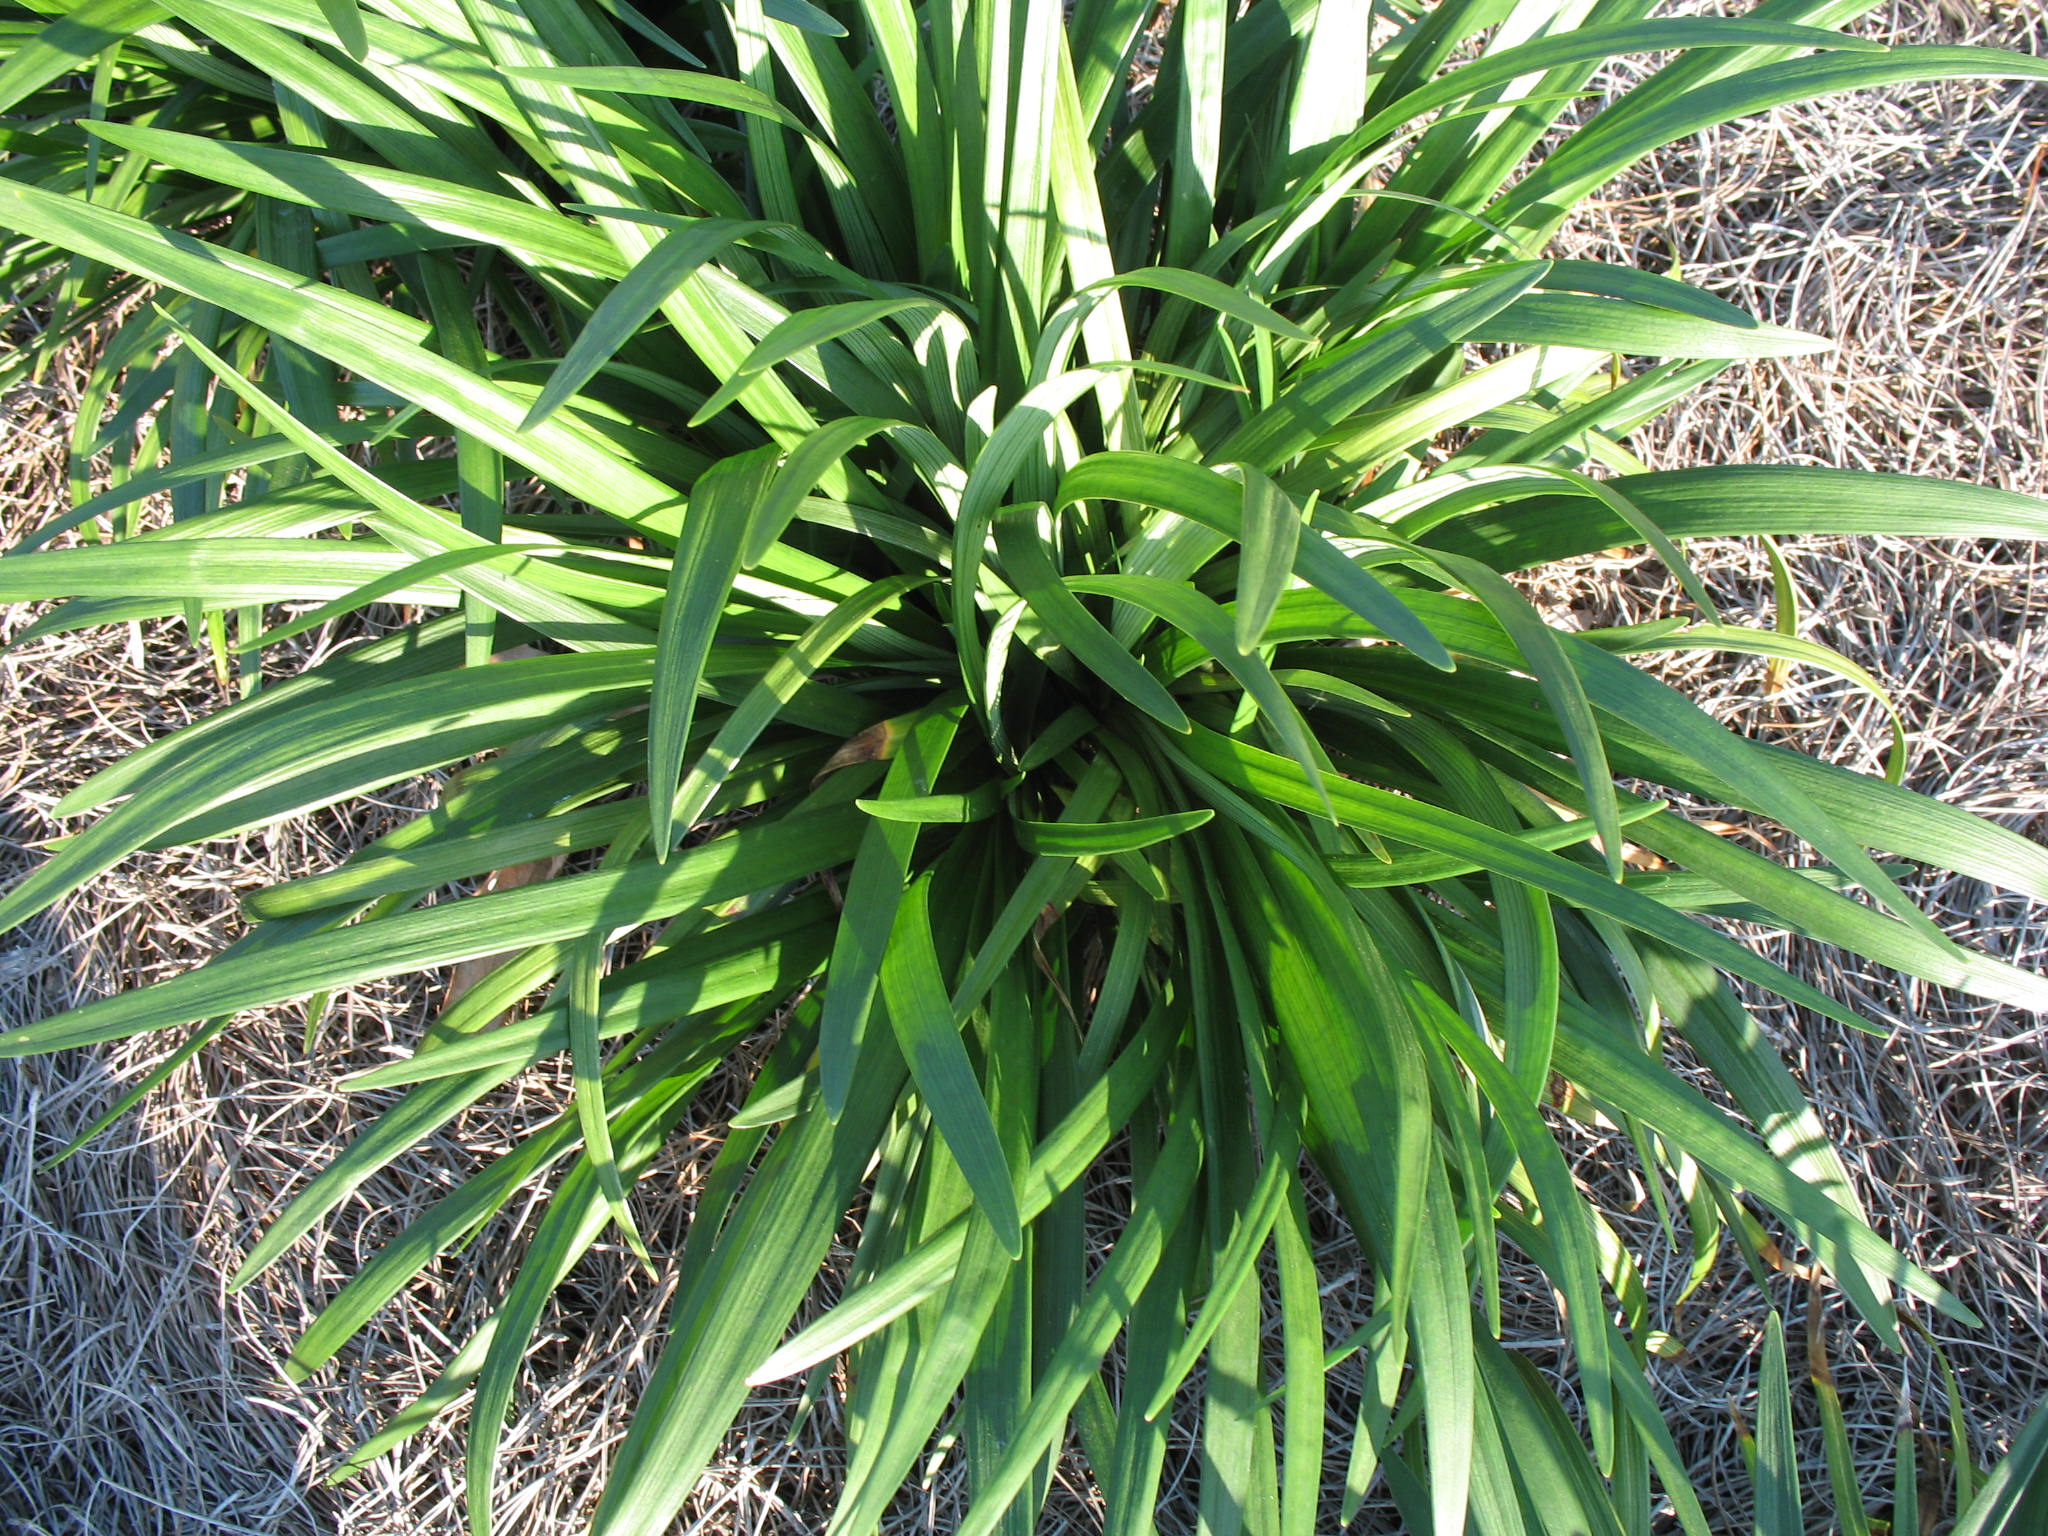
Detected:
[{"left": 2, "top": 0, "right": 2046, "bottom": 1531}]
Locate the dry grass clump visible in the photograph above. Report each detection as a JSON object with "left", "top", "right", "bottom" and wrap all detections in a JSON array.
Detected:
[{"left": 1, "top": 2, "right": 2044, "bottom": 1530}]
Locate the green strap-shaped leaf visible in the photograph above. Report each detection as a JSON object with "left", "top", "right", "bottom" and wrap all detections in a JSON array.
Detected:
[
  {"left": 1753, "top": 1313, "right": 1801, "bottom": 1536},
  {"left": 671, "top": 573, "right": 930, "bottom": 836},
  {"left": 1607, "top": 929, "right": 1885, "bottom": 1321},
  {"left": 1213, "top": 827, "right": 1431, "bottom": 1390},
  {"left": 749, "top": 993, "right": 1179, "bottom": 1387},
  {"left": 762, "top": 0, "right": 848, "bottom": 34},
  {"left": 950, "top": 367, "right": 1135, "bottom": 737},
  {"left": 523, "top": 218, "right": 772, "bottom": 430},
  {"left": 1172, "top": 725, "right": 1875, "bottom": 1033},
  {"left": 231, "top": 548, "right": 521, "bottom": 654},
  {"left": 0, "top": 179, "right": 691, "bottom": 537},
  {"left": 1409, "top": 1147, "right": 1476, "bottom": 1536},
  {"left": 152, "top": 310, "right": 654, "bottom": 650},
  {"left": 1213, "top": 262, "right": 1547, "bottom": 470},
  {"left": 856, "top": 780, "right": 1010, "bottom": 822},
  {"left": 647, "top": 446, "right": 781, "bottom": 857},
  {"left": 1301, "top": 18, "right": 1884, "bottom": 201},
  {"left": 287, "top": 1051, "right": 698, "bottom": 1381},
  {"left": 1285, "top": 572, "right": 1948, "bottom": 941},
  {"left": 0, "top": 0, "right": 168, "bottom": 114},
  {"left": 1014, "top": 809, "right": 1212, "bottom": 855},
  {"left": 0, "top": 538, "right": 464, "bottom": 608},
  {"left": 1613, "top": 622, "right": 1908, "bottom": 783},
  {"left": 0, "top": 649, "right": 661, "bottom": 937},
  {"left": 1471, "top": 1337, "right": 1628, "bottom": 1536},
  {"left": 457, "top": 1051, "right": 716, "bottom": 1533},
  {"left": 1053, "top": 451, "right": 1454, "bottom": 671},
  {"left": 1497, "top": 47, "right": 2048, "bottom": 242},
  {"left": 989, "top": 505, "right": 1188, "bottom": 732},
  {"left": 1414, "top": 707, "right": 2048, "bottom": 1016},
  {"left": 1142, "top": 1108, "right": 1298, "bottom": 1420},
  {"left": 12, "top": 426, "right": 392, "bottom": 557},
  {"left": 1551, "top": 1016, "right": 1966, "bottom": 1325},
  {"left": 1271, "top": 667, "right": 1410, "bottom": 717},
  {"left": 52, "top": 616, "right": 468, "bottom": 819},
  {"left": 1427, "top": 464, "right": 2048, "bottom": 574},
  {"left": 880, "top": 877, "right": 1023, "bottom": 1258},
  {"left": 249, "top": 800, "right": 654, "bottom": 924},
  {"left": 504, "top": 64, "right": 807, "bottom": 126},
  {"left": 0, "top": 805, "right": 864, "bottom": 1055},
  {"left": 589, "top": 1028, "right": 905, "bottom": 1536},
  {"left": 1328, "top": 799, "right": 1668, "bottom": 887},
  {"left": 819, "top": 700, "right": 967, "bottom": 1117},
  {"left": 1533, "top": 256, "right": 1780, "bottom": 327},
  {"left": 562, "top": 921, "right": 655, "bottom": 1272},
  {"left": 1226, "top": 463, "right": 1302, "bottom": 650},
  {"left": 86, "top": 124, "right": 618, "bottom": 274},
  {"left": 1069, "top": 571, "right": 1338, "bottom": 821},
  {"left": 1561, "top": 632, "right": 1944, "bottom": 941},
  {"left": 829, "top": 963, "right": 1041, "bottom": 1536},
  {"left": 1271, "top": 1178, "right": 1325, "bottom": 1536},
  {"left": 1359, "top": 626, "right": 2048, "bottom": 910},
  {"left": 345, "top": 898, "right": 833, "bottom": 1088},
  {"left": 691, "top": 297, "right": 933, "bottom": 425},
  {"left": 1428, "top": 549, "right": 1628, "bottom": 880},
  {"left": 1425, "top": 991, "right": 1615, "bottom": 1470},
  {"left": 1067, "top": 266, "right": 1313, "bottom": 342},
  {"left": 1467, "top": 292, "right": 1831, "bottom": 359},
  {"left": 1951, "top": 1391, "right": 2048, "bottom": 1536},
  {"left": 743, "top": 414, "right": 952, "bottom": 568},
  {"left": 314, "top": 0, "right": 367, "bottom": 57},
  {"left": 949, "top": 754, "right": 1122, "bottom": 1021},
  {"left": 954, "top": 1108, "right": 1203, "bottom": 1536}
]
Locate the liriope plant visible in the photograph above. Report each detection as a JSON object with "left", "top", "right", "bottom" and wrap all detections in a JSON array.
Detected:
[{"left": 2, "top": 0, "right": 2046, "bottom": 1529}]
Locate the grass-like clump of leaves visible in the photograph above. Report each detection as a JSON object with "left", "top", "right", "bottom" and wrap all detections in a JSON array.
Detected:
[{"left": 3, "top": 0, "right": 2048, "bottom": 1530}]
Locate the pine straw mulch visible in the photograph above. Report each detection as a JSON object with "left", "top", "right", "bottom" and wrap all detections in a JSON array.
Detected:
[{"left": 2, "top": 3, "right": 2044, "bottom": 1531}]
